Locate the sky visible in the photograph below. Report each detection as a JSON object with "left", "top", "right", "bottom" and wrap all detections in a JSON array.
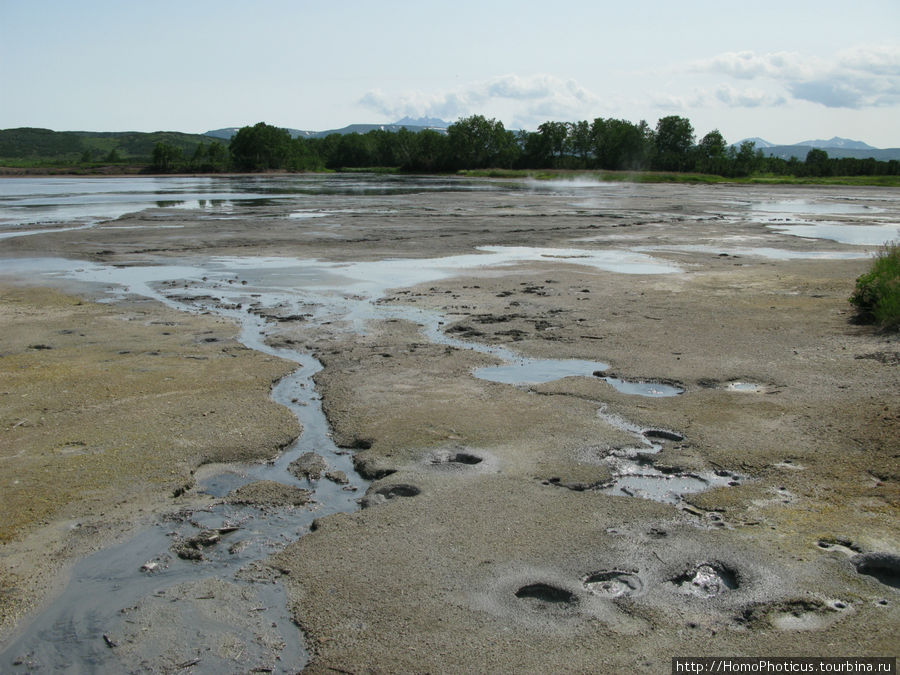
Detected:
[{"left": 1, "top": 0, "right": 899, "bottom": 147}]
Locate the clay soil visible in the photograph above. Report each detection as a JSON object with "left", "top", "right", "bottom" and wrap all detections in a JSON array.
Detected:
[{"left": 0, "top": 178, "right": 897, "bottom": 672}]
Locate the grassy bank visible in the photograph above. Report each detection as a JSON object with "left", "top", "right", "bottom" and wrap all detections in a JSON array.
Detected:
[{"left": 851, "top": 242, "right": 900, "bottom": 330}]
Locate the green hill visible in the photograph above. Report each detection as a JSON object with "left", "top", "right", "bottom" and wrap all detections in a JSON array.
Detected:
[{"left": 0, "top": 127, "right": 218, "bottom": 164}]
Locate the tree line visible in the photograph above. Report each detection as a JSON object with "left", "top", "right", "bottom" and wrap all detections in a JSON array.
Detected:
[{"left": 149, "top": 117, "right": 900, "bottom": 178}]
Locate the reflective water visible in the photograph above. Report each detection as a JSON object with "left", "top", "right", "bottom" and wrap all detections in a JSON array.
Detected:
[
  {"left": 0, "top": 174, "right": 513, "bottom": 231},
  {"left": 634, "top": 244, "right": 867, "bottom": 260},
  {"left": 0, "top": 176, "right": 287, "bottom": 228},
  {"left": 474, "top": 359, "right": 682, "bottom": 397},
  {"left": 748, "top": 200, "right": 884, "bottom": 216},
  {"left": 766, "top": 223, "right": 899, "bottom": 246},
  {"left": 594, "top": 405, "right": 743, "bottom": 504},
  {"left": 0, "top": 174, "right": 521, "bottom": 229}
]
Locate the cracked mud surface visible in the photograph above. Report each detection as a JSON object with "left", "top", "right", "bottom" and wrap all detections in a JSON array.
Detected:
[{"left": 1, "top": 177, "right": 898, "bottom": 672}]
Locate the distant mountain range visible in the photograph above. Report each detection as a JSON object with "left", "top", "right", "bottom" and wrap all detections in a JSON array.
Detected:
[
  {"left": 734, "top": 136, "right": 900, "bottom": 160},
  {"left": 205, "top": 117, "right": 451, "bottom": 142}
]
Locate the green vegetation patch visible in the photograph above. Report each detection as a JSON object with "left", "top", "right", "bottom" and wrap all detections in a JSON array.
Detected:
[
  {"left": 0, "top": 127, "right": 216, "bottom": 164},
  {"left": 851, "top": 242, "right": 900, "bottom": 330}
]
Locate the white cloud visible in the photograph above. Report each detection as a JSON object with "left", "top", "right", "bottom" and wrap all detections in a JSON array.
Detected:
[
  {"left": 692, "top": 50, "right": 812, "bottom": 80},
  {"left": 836, "top": 45, "right": 900, "bottom": 76},
  {"left": 359, "top": 74, "right": 605, "bottom": 127},
  {"left": 714, "top": 85, "right": 786, "bottom": 108},
  {"left": 688, "top": 46, "right": 900, "bottom": 109}
]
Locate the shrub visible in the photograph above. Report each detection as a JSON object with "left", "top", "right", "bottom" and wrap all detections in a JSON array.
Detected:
[{"left": 850, "top": 241, "right": 900, "bottom": 330}]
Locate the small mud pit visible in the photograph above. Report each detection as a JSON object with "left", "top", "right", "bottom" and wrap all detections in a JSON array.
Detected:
[
  {"left": 377, "top": 484, "right": 421, "bottom": 498},
  {"left": 770, "top": 600, "right": 836, "bottom": 631},
  {"left": 603, "top": 472, "right": 736, "bottom": 504},
  {"left": 431, "top": 450, "right": 483, "bottom": 465},
  {"left": 816, "top": 537, "right": 861, "bottom": 556},
  {"left": 726, "top": 381, "right": 764, "bottom": 392},
  {"left": 642, "top": 429, "right": 684, "bottom": 442},
  {"left": 672, "top": 563, "right": 738, "bottom": 598},
  {"left": 515, "top": 583, "right": 578, "bottom": 605},
  {"left": 852, "top": 553, "right": 900, "bottom": 589},
  {"left": 360, "top": 484, "right": 422, "bottom": 508},
  {"left": 583, "top": 571, "right": 643, "bottom": 598}
]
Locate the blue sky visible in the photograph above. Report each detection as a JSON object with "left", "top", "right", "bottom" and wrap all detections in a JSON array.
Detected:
[{"left": 2, "top": 0, "right": 899, "bottom": 146}]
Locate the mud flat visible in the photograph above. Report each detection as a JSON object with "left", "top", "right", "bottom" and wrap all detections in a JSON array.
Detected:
[
  {"left": 0, "top": 286, "right": 299, "bottom": 646},
  {"left": 0, "top": 176, "right": 898, "bottom": 672}
]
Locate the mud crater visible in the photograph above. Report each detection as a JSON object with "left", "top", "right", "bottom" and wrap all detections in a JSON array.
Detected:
[
  {"left": 671, "top": 562, "right": 739, "bottom": 598},
  {"left": 583, "top": 570, "right": 644, "bottom": 598},
  {"left": 515, "top": 583, "right": 578, "bottom": 606},
  {"left": 852, "top": 553, "right": 900, "bottom": 589}
]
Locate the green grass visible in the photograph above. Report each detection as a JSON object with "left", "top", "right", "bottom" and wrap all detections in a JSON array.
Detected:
[
  {"left": 338, "top": 166, "right": 401, "bottom": 174},
  {"left": 850, "top": 242, "right": 900, "bottom": 331}
]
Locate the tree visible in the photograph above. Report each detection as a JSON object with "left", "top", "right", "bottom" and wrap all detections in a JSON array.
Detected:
[
  {"left": 654, "top": 115, "right": 694, "bottom": 171},
  {"left": 151, "top": 142, "right": 182, "bottom": 172},
  {"left": 190, "top": 142, "right": 207, "bottom": 169},
  {"left": 568, "top": 120, "right": 592, "bottom": 166},
  {"left": 698, "top": 129, "right": 726, "bottom": 157},
  {"left": 805, "top": 148, "right": 830, "bottom": 177},
  {"left": 727, "top": 141, "right": 764, "bottom": 177},
  {"left": 446, "top": 115, "right": 518, "bottom": 169},
  {"left": 330, "top": 133, "right": 375, "bottom": 168},
  {"left": 229, "top": 122, "right": 292, "bottom": 171},
  {"left": 205, "top": 142, "right": 228, "bottom": 171},
  {"left": 409, "top": 129, "right": 449, "bottom": 172},
  {"left": 696, "top": 129, "right": 727, "bottom": 174},
  {"left": 537, "top": 121, "right": 568, "bottom": 167},
  {"left": 592, "top": 118, "right": 651, "bottom": 170}
]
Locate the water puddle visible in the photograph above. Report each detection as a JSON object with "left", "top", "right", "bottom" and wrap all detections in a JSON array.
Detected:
[
  {"left": 0, "top": 223, "right": 98, "bottom": 240},
  {"left": 0, "top": 175, "right": 515, "bottom": 238},
  {"left": 766, "top": 223, "right": 899, "bottom": 246},
  {"left": 594, "top": 405, "right": 743, "bottom": 505},
  {"left": 288, "top": 210, "right": 329, "bottom": 219},
  {"left": 634, "top": 244, "right": 867, "bottom": 260},
  {"left": 0, "top": 177, "right": 302, "bottom": 232},
  {"left": 474, "top": 360, "right": 682, "bottom": 396},
  {"left": 601, "top": 468, "right": 738, "bottom": 504},
  {"left": 583, "top": 570, "right": 644, "bottom": 598},
  {"left": 748, "top": 200, "right": 884, "bottom": 216},
  {"left": 726, "top": 381, "right": 764, "bottom": 393}
]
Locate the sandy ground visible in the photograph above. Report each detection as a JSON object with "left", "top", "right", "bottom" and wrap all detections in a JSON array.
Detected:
[{"left": 0, "top": 178, "right": 897, "bottom": 672}]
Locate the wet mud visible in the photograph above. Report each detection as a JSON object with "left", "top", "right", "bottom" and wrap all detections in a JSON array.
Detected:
[{"left": 1, "top": 176, "right": 898, "bottom": 672}]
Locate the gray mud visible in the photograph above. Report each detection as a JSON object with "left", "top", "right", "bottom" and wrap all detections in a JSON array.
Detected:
[{"left": 1, "top": 176, "right": 898, "bottom": 672}]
